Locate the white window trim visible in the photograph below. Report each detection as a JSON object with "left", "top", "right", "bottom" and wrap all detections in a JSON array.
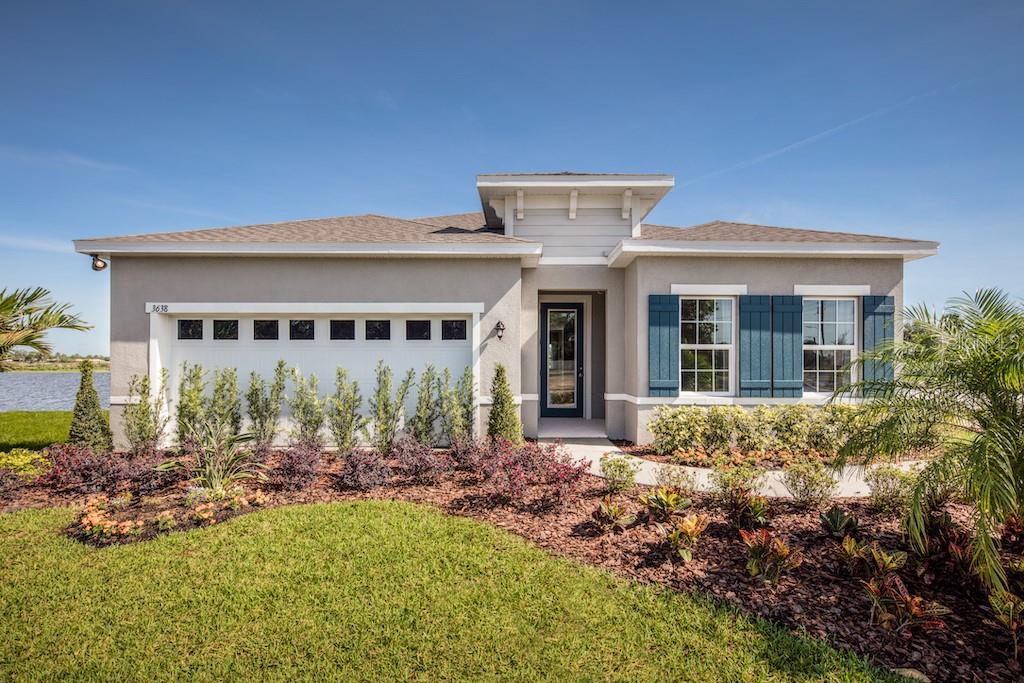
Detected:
[
  {"left": 794, "top": 284, "right": 870, "bottom": 296},
  {"left": 670, "top": 284, "right": 747, "bottom": 296},
  {"left": 678, "top": 295, "right": 737, "bottom": 397},
  {"left": 802, "top": 296, "right": 858, "bottom": 398}
]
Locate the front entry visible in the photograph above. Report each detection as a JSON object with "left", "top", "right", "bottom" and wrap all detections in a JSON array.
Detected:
[{"left": 540, "top": 302, "right": 584, "bottom": 417}]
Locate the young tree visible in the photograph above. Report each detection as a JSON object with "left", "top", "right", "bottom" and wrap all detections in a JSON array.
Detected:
[
  {"left": 208, "top": 367, "right": 242, "bottom": 436},
  {"left": 247, "top": 360, "right": 288, "bottom": 450},
  {"left": 409, "top": 364, "right": 440, "bottom": 445},
  {"left": 364, "top": 361, "right": 414, "bottom": 454},
  {"left": 486, "top": 363, "right": 522, "bottom": 444},
  {"left": 326, "top": 367, "right": 366, "bottom": 454},
  {"left": 68, "top": 360, "right": 113, "bottom": 453},
  {"left": 176, "top": 361, "right": 206, "bottom": 451},
  {"left": 0, "top": 287, "right": 89, "bottom": 370},
  {"left": 123, "top": 369, "right": 169, "bottom": 455}
]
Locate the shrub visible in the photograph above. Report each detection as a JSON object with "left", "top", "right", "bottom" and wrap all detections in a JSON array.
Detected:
[
  {"left": 484, "top": 439, "right": 530, "bottom": 502},
  {"left": 782, "top": 460, "right": 837, "bottom": 509},
  {"left": 68, "top": 360, "right": 113, "bottom": 453},
  {"left": 649, "top": 405, "right": 707, "bottom": 455},
  {"left": 450, "top": 437, "right": 487, "bottom": 472},
  {"left": 337, "top": 449, "right": 392, "bottom": 490},
  {"left": 865, "top": 464, "right": 916, "bottom": 514},
  {"left": 705, "top": 406, "right": 743, "bottom": 452},
  {"left": 770, "top": 404, "right": 813, "bottom": 453},
  {"left": 833, "top": 535, "right": 870, "bottom": 576},
  {"left": 438, "top": 368, "right": 466, "bottom": 445},
  {"left": 455, "top": 366, "right": 476, "bottom": 439},
  {"left": 712, "top": 463, "right": 769, "bottom": 529},
  {"left": 326, "top": 368, "right": 366, "bottom": 454},
  {"left": 540, "top": 453, "right": 588, "bottom": 509},
  {"left": 288, "top": 369, "right": 326, "bottom": 449},
  {"left": 653, "top": 464, "right": 697, "bottom": 496},
  {"left": 247, "top": 360, "right": 288, "bottom": 450},
  {"left": 0, "top": 448, "right": 47, "bottom": 476},
  {"left": 409, "top": 364, "right": 441, "bottom": 446},
  {"left": 599, "top": 453, "right": 639, "bottom": 494},
  {"left": 158, "top": 423, "right": 265, "bottom": 499},
  {"left": 740, "top": 528, "right": 803, "bottom": 581},
  {"left": 38, "top": 444, "right": 130, "bottom": 493},
  {"left": 660, "top": 513, "right": 711, "bottom": 563},
  {"left": 736, "top": 406, "right": 777, "bottom": 452},
  {"left": 820, "top": 506, "right": 861, "bottom": 539},
  {"left": 808, "top": 403, "right": 858, "bottom": 456},
  {"left": 864, "top": 574, "right": 950, "bottom": 634},
  {"left": 208, "top": 368, "right": 242, "bottom": 436},
  {"left": 592, "top": 497, "right": 636, "bottom": 534},
  {"left": 639, "top": 486, "right": 690, "bottom": 524},
  {"left": 270, "top": 443, "right": 321, "bottom": 491},
  {"left": 486, "top": 364, "right": 522, "bottom": 444},
  {"left": 123, "top": 369, "right": 169, "bottom": 456},
  {"left": 364, "top": 361, "right": 414, "bottom": 455},
  {"left": 393, "top": 435, "right": 449, "bottom": 484},
  {"left": 864, "top": 542, "right": 908, "bottom": 579},
  {"left": 175, "top": 362, "right": 206, "bottom": 452}
]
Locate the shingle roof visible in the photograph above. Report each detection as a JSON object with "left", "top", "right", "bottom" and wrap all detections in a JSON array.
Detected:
[
  {"left": 80, "top": 213, "right": 529, "bottom": 245},
  {"left": 638, "top": 221, "right": 932, "bottom": 245}
]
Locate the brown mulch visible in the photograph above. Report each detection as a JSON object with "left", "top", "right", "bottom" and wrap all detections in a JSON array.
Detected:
[{"left": 0, "top": 456, "right": 1016, "bottom": 682}]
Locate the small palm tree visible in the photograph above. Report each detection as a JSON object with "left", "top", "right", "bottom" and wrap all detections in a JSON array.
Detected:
[
  {"left": 0, "top": 287, "right": 90, "bottom": 371},
  {"left": 836, "top": 289, "right": 1024, "bottom": 591}
]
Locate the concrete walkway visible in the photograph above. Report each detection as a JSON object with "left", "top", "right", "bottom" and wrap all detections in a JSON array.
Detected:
[{"left": 540, "top": 437, "right": 916, "bottom": 498}]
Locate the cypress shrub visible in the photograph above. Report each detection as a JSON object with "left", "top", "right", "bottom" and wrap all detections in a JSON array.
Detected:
[
  {"left": 68, "top": 360, "right": 113, "bottom": 453},
  {"left": 486, "top": 363, "right": 522, "bottom": 444}
]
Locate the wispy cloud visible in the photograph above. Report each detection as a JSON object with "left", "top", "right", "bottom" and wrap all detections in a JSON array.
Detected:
[
  {"left": 685, "top": 84, "right": 957, "bottom": 185},
  {"left": 0, "top": 233, "right": 74, "bottom": 254},
  {"left": 115, "top": 198, "right": 235, "bottom": 223},
  {"left": 0, "top": 145, "right": 133, "bottom": 172}
]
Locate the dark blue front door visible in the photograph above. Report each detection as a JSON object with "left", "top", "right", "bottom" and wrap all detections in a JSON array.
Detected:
[{"left": 540, "top": 303, "right": 584, "bottom": 418}]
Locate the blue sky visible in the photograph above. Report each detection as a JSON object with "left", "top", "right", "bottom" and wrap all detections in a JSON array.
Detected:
[{"left": 2, "top": 1, "right": 1022, "bottom": 355}]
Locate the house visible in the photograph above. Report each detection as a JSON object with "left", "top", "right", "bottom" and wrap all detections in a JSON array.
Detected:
[{"left": 74, "top": 172, "right": 938, "bottom": 448}]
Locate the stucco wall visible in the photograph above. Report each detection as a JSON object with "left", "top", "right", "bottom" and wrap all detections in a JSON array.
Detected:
[
  {"left": 108, "top": 256, "right": 522, "bottom": 447},
  {"left": 618, "top": 255, "right": 906, "bottom": 444}
]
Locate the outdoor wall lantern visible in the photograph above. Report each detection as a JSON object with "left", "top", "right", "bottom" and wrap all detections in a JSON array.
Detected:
[
  {"left": 495, "top": 320, "right": 506, "bottom": 340},
  {"left": 90, "top": 255, "right": 108, "bottom": 272}
]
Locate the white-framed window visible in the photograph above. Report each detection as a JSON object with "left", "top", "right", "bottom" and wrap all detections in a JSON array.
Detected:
[
  {"left": 679, "top": 297, "right": 734, "bottom": 394},
  {"left": 802, "top": 298, "right": 857, "bottom": 393}
]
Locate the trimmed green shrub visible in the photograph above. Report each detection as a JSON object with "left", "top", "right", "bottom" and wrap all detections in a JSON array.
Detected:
[
  {"left": 246, "top": 360, "right": 288, "bottom": 451},
  {"left": 410, "top": 364, "right": 440, "bottom": 446},
  {"left": 807, "top": 403, "right": 858, "bottom": 455},
  {"left": 770, "top": 404, "right": 813, "bottom": 453},
  {"left": 599, "top": 453, "right": 639, "bottom": 494},
  {"left": 176, "top": 362, "right": 206, "bottom": 451},
  {"left": 208, "top": 367, "right": 242, "bottom": 436},
  {"left": 704, "top": 405, "right": 744, "bottom": 452},
  {"left": 456, "top": 366, "right": 476, "bottom": 439},
  {"left": 865, "top": 464, "right": 916, "bottom": 515},
  {"left": 288, "top": 369, "right": 325, "bottom": 449},
  {"left": 123, "top": 369, "right": 169, "bottom": 455},
  {"left": 0, "top": 448, "right": 48, "bottom": 476},
  {"left": 736, "top": 405, "right": 777, "bottom": 452},
  {"left": 782, "top": 460, "right": 837, "bottom": 509},
  {"left": 439, "top": 368, "right": 466, "bottom": 445},
  {"left": 68, "top": 360, "right": 113, "bottom": 453},
  {"left": 364, "top": 361, "right": 414, "bottom": 454},
  {"left": 653, "top": 464, "right": 698, "bottom": 496},
  {"left": 326, "top": 368, "right": 366, "bottom": 454},
  {"left": 649, "top": 406, "right": 707, "bottom": 455},
  {"left": 486, "top": 364, "right": 522, "bottom": 445}
]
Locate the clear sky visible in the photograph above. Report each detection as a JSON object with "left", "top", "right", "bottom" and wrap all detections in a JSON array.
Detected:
[{"left": 2, "top": 1, "right": 1022, "bottom": 355}]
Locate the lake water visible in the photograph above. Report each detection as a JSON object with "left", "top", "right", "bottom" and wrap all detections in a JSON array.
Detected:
[{"left": 0, "top": 372, "right": 111, "bottom": 412}]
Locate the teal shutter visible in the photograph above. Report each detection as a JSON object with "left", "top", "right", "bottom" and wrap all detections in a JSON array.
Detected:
[
  {"left": 863, "top": 295, "right": 895, "bottom": 384},
  {"left": 648, "top": 294, "right": 679, "bottom": 396},
  {"left": 738, "top": 296, "right": 771, "bottom": 397},
  {"left": 772, "top": 295, "right": 803, "bottom": 397}
]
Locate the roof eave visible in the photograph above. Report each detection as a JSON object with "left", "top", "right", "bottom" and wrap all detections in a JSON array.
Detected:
[{"left": 606, "top": 240, "right": 939, "bottom": 268}]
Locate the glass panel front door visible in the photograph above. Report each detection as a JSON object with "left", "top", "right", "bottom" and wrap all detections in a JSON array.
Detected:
[{"left": 540, "top": 303, "right": 584, "bottom": 417}]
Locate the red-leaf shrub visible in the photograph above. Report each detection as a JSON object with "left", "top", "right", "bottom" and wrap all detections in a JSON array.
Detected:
[
  {"left": 337, "top": 449, "right": 392, "bottom": 490},
  {"left": 270, "top": 443, "right": 322, "bottom": 491},
  {"left": 393, "top": 435, "right": 450, "bottom": 484},
  {"left": 481, "top": 439, "right": 586, "bottom": 507},
  {"left": 450, "top": 438, "right": 487, "bottom": 472},
  {"left": 38, "top": 444, "right": 134, "bottom": 493}
]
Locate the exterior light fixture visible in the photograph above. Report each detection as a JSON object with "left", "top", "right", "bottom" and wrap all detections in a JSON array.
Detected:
[
  {"left": 495, "top": 320, "right": 506, "bottom": 340},
  {"left": 91, "top": 255, "right": 108, "bottom": 272}
]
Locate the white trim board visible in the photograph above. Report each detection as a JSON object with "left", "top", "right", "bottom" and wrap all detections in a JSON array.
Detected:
[
  {"left": 603, "top": 393, "right": 863, "bottom": 406},
  {"left": 608, "top": 239, "right": 939, "bottom": 267},
  {"left": 145, "top": 302, "right": 486, "bottom": 314},
  {"left": 670, "top": 284, "right": 748, "bottom": 295},
  {"left": 793, "top": 284, "right": 871, "bottom": 296}
]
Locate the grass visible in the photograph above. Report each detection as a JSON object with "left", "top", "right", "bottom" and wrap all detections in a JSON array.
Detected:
[
  {"left": 0, "top": 411, "right": 72, "bottom": 451},
  {"left": 0, "top": 501, "right": 895, "bottom": 681}
]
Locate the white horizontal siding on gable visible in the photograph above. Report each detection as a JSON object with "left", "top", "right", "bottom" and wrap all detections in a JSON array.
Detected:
[{"left": 515, "top": 208, "right": 631, "bottom": 257}]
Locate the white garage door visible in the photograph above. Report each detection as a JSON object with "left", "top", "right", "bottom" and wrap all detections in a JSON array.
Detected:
[{"left": 165, "top": 314, "right": 473, "bottom": 431}]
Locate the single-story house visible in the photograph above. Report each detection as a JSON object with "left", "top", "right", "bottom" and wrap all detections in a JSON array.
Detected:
[{"left": 74, "top": 172, "right": 938, "bottom": 448}]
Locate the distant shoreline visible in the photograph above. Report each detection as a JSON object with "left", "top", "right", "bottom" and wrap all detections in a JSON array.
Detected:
[{"left": 4, "top": 361, "right": 110, "bottom": 373}]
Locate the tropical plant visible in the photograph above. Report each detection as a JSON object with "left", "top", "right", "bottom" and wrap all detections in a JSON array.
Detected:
[
  {"left": 123, "top": 369, "right": 169, "bottom": 455},
  {"left": 989, "top": 591, "right": 1024, "bottom": 659},
  {"left": 246, "top": 360, "right": 288, "bottom": 451},
  {"left": 409, "top": 364, "right": 440, "bottom": 446},
  {"left": 364, "top": 361, "right": 414, "bottom": 454},
  {"left": 659, "top": 513, "right": 711, "bottom": 562},
  {"left": 208, "top": 367, "right": 242, "bottom": 436},
  {"left": 591, "top": 496, "right": 636, "bottom": 534},
  {"left": 833, "top": 535, "right": 870, "bottom": 576},
  {"left": 639, "top": 486, "right": 690, "bottom": 524},
  {"left": 68, "top": 360, "right": 113, "bottom": 453},
  {"left": 740, "top": 528, "right": 804, "bottom": 581},
  {"left": 712, "top": 463, "right": 769, "bottom": 529},
  {"left": 176, "top": 362, "right": 206, "bottom": 451},
  {"left": 864, "top": 542, "right": 908, "bottom": 579},
  {"left": 288, "top": 369, "right": 325, "bottom": 449},
  {"left": 487, "top": 363, "right": 522, "bottom": 444},
  {"left": 864, "top": 574, "right": 950, "bottom": 634},
  {"left": 782, "top": 460, "right": 837, "bottom": 510},
  {"left": 599, "top": 453, "right": 639, "bottom": 494},
  {"left": 326, "top": 367, "right": 366, "bottom": 454},
  {"left": 653, "top": 464, "right": 698, "bottom": 496},
  {"left": 836, "top": 289, "right": 1024, "bottom": 591},
  {"left": 0, "top": 287, "right": 89, "bottom": 371},
  {"left": 157, "top": 422, "right": 265, "bottom": 499},
  {"left": 820, "top": 506, "right": 861, "bottom": 540}
]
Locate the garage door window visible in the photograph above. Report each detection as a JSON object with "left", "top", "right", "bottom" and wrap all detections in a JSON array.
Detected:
[
  {"left": 330, "top": 320, "right": 355, "bottom": 340},
  {"left": 366, "top": 320, "right": 390, "bottom": 340},
  {"left": 442, "top": 320, "right": 467, "bottom": 340},
  {"left": 254, "top": 320, "right": 279, "bottom": 340},
  {"left": 178, "top": 320, "right": 203, "bottom": 340},
  {"left": 213, "top": 320, "right": 238, "bottom": 340},
  {"left": 406, "top": 320, "right": 430, "bottom": 340},
  {"left": 290, "top": 319, "right": 315, "bottom": 340}
]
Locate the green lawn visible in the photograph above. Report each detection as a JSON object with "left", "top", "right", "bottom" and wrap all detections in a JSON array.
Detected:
[
  {"left": 0, "top": 411, "right": 72, "bottom": 451},
  {"left": 0, "top": 501, "right": 894, "bottom": 681}
]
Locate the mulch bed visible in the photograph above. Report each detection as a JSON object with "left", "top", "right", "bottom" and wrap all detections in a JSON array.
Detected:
[{"left": 0, "top": 454, "right": 1015, "bottom": 682}]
